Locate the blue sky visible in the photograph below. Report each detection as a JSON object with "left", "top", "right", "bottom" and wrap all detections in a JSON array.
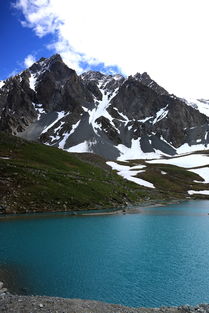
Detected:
[
  {"left": 1, "top": 0, "right": 209, "bottom": 99},
  {"left": 0, "top": 0, "right": 120, "bottom": 80},
  {"left": 0, "top": 1, "right": 52, "bottom": 79}
]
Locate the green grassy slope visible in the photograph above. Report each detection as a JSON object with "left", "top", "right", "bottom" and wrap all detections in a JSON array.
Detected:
[
  {"left": 1, "top": 132, "right": 208, "bottom": 215},
  {"left": 0, "top": 132, "right": 159, "bottom": 214},
  {"left": 119, "top": 157, "right": 209, "bottom": 200}
]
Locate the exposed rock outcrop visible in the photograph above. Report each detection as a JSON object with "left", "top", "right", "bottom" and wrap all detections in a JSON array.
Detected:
[{"left": 1, "top": 54, "right": 209, "bottom": 160}]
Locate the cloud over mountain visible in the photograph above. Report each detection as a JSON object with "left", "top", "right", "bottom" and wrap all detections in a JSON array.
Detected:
[{"left": 14, "top": 0, "right": 209, "bottom": 98}]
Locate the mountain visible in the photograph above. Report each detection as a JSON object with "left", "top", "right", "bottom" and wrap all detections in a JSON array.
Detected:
[{"left": 1, "top": 54, "right": 209, "bottom": 161}]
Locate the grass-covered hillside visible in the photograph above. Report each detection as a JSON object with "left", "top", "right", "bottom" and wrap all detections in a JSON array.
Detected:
[
  {"left": 110, "top": 153, "right": 209, "bottom": 202},
  {"left": 1, "top": 132, "right": 209, "bottom": 215},
  {"left": 0, "top": 132, "right": 160, "bottom": 214}
]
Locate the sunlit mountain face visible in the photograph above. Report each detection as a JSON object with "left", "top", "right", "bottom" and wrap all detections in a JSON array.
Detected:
[{"left": 1, "top": 54, "right": 209, "bottom": 161}]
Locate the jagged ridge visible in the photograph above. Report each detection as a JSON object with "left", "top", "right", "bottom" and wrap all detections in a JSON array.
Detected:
[{"left": 1, "top": 54, "right": 209, "bottom": 160}]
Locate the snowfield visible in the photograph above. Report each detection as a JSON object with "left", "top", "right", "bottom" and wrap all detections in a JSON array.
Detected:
[
  {"left": 42, "top": 111, "right": 66, "bottom": 134},
  {"left": 68, "top": 141, "right": 91, "bottom": 153},
  {"left": 117, "top": 139, "right": 162, "bottom": 161},
  {"left": 186, "top": 98, "right": 209, "bottom": 118},
  {"left": 189, "top": 167, "right": 209, "bottom": 184},
  {"left": 147, "top": 154, "right": 209, "bottom": 168},
  {"left": 29, "top": 74, "right": 37, "bottom": 91},
  {"left": 0, "top": 81, "right": 5, "bottom": 88},
  {"left": 188, "top": 190, "right": 209, "bottom": 195},
  {"left": 106, "top": 161, "right": 155, "bottom": 189}
]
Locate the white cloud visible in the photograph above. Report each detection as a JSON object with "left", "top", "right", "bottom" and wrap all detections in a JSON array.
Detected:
[
  {"left": 14, "top": 0, "right": 209, "bottom": 98},
  {"left": 24, "top": 54, "right": 36, "bottom": 67}
]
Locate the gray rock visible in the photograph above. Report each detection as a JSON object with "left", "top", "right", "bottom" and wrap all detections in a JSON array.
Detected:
[
  {"left": 1, "top": 295, "right": 209, "bottom": 313},
  {"left": 1, "top": 53, "right": 209, "bottom": 160}
]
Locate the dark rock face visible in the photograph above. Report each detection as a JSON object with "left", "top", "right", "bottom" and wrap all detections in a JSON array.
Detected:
[
  {"left": 134, "top": 72, "right": 169, "bottom": 95},
  {"left": 108, "top": 77, "right": 164, "bottom": 120},
  {"left": 0, "top": 73, "right": 37, "bottom": 134},
  {"left": 31, "top": 54, "right": 94, "bottom": 112},
  {"left": 95, "top": 116, "right": 122, "bottom": 145},
  {"left": 1, "top": 53, "right": 209, "bottom": 160}
]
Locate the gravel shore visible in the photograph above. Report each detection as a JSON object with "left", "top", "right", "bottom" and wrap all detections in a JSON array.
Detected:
[{"left": 1, "top": 295, "right": 209, "bottom": 313}]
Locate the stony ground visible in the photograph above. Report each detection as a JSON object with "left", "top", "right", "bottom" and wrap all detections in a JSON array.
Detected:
[{"left": 1, "top": 295, "right": 209, "bottom": 313}]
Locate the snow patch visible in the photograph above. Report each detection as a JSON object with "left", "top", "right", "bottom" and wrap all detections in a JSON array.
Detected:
[
  {"left": 117, "top": 139, "right": 163, "bottom": 161},
  {"left": 29, "top": 74, "right": 37, "bottom": 91},
  {"left": 153, "top": 105, "right": 168, "bottom": 124},
  {"left": 107, "top": 161, "right": 154, "bottom": 188},
  {"left": 138, "top": 116, "right": 153, "bottom": 123},
  {"left": 67, "top": 141, "right": 91, "bottom": 153},
  {"left": 32, "top": 103, "right": 45, "bottom": 120},
  {"left": 114, "top": 107, "right": 129, "bottom": 122},
  {"left": 82, "top": 106, "right": 89, "bottom": 112},
  {"left": 188, "top": 190, "right": 209, "bottom": 195},
  {"left": 0, "top": 81, "right": 5, "bottom": 88},
  {"left": 147, "top": 154, "right": 209, "bottom": 168},
  {"left": 88, "top": 82, "right": 119, "bottom": 134},
  {"left": 177, "top": 143, "right": 209, "bottom": 154},
  {"left": 186, "top": 98, "right": 209, "bottom": 117},
  {"left": 42, "top": 111, "right": 66, "bottom": 134},
  {"left": 57, "top": 120, "right": 80, "bottom": 149},
  {"left": 189, "top": 167, "right": 209, "bottom": 183},
  {"left": 113, "top": 74, "right": 123, "bottom": 81},
  {"left": 58, "top": 133, "right": 69, "bottom": 149},
  {"left": 54, "top": 121, "right": 65, "bottom": 133},
  {"left": 69, "top": 120, "right": 80, "bottom": 136}
]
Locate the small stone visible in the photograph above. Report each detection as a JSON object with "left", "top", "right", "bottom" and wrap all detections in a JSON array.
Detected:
[
  {"left": 39, "top": 303, "right": 44, "bottom": 308},
  {"left": 0, "top": 288, "right": 7, "bottom": 294}
]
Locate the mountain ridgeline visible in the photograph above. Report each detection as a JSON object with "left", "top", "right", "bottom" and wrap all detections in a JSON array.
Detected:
[{"left": 1, "top": 54, "right": 209, "bottom": 160}]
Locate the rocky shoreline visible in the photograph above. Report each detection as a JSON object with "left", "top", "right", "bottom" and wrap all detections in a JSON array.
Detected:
[
  {"left": 1, "top": 281, "right": 209, "bottom": 313},
  {"left": 1, "top": 294, "right": 209, "bottom": 313},
  {"left": 0, "top": 199, "right": 185, "bottom": 220}
]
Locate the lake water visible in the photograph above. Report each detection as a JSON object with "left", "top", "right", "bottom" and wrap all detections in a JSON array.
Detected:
[{"left": 1, "top": 200, "right": 209, "bottom": 308}]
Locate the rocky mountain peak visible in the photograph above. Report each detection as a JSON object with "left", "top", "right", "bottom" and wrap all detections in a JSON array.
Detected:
[
  {"left": 29, "top": 54, "right": 75, "bottom": 82},
  {"left": 1, "top": 54, "right": 209, "bottom": 160},
  {"left": 134, "top": 72, "right": 169, "bottom": 96},
  {"left": 80, "top": 71, "right": 105, "bottom": 82}
]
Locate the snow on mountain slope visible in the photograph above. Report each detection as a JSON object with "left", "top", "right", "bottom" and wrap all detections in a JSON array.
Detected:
[
  {"left": 29, "top": 74, "right": 37, "bottom": 91},
  {"left": 0, "top": 81, "right": 5, "bottom": 88},
  {"left": 185, "top": 98, "right": 209, "bottom": 117},
  {"left": 147, "top": 154, "right": 209, "bottom": 168},
  {"left": 68, "top": 141, "right": 90, "bottom": 153},
  {"left": 176, "top": 143, "right": 209, "bottom": 154},
  {"left": 117, "top": 139, "right": 162, "bottom": 161},
  {"left": 2, "top": 54, "right": 209, "bottom": 162},
  {"left": 30, "top": 75, "right": 209, "bottom": 159},
  {"left": 42, "top": 111, "right": 66, "bottom": 134},
  {"left": 188, "top": 190, "right": 209, "bottom": 195},
  {"left": 189, "top": 167, "right": 209, "bottom": 184},
  {"left": 153, "top": 105, "right": 169, "bottom": 124},
  {"left": 107, "top": 161, "right": 155, "bottom": 188},
  {"left": 88, "top": 83, "right": 118, "bottom": 132}
]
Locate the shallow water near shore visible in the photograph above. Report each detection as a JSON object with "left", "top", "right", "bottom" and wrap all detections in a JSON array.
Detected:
[{"left": 1, "top": 200, "right": 209, "bottom": 307}]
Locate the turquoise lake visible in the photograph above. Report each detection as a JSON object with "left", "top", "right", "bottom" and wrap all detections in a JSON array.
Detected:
[{"left": 1, "top": 200, "right": 209, "bottom": 307}]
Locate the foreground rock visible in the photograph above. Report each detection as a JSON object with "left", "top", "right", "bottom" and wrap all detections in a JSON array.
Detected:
[
  {"left": 0, "top": 281, "right": 8, "bottom": 297},
  {"left": 0, "top": 295, "right": 209, "bottom": 313}
]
